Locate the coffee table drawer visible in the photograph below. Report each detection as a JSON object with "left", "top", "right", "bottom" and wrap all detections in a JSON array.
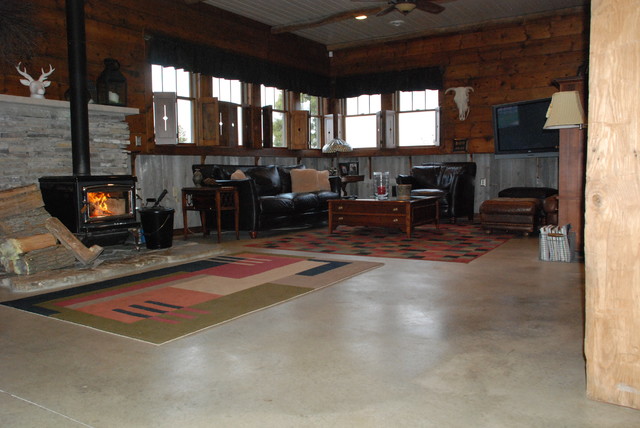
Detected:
[
  {"left": 332, "top": 213, "right": 405, "bottom": 227},
  {"left": 332, "top": 202, "right": 407, "bottom": 215}
]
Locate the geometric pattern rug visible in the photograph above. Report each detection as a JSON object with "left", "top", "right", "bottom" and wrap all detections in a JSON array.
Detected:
[
  {"left": 246, "top": 223, "right": 512, "bottom": 263},
  {"left": 1, "top": 252, "right": 381, "bottom": 345}
]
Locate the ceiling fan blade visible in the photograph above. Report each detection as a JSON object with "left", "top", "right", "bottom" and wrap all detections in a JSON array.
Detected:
[
  {"left": 415, "top": 0, "right": 445, "bottom": 14},
  {"left": 271, "top": 6, "right": 387, "bottom": 34},
  {"left": 376, "top": 5, "right": 397, "bottom": 17}
]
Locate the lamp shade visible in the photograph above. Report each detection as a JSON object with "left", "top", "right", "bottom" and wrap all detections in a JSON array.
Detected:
[
  {"left": 544, "top": 91, "right": 585, "bottom": 129},
  {"left": 322, "top": 138, "right": 353, "bottom": 154}
]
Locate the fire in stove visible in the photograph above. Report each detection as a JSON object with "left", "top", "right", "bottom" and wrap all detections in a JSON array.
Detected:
[{"left": 86, "top": 191, "right": 128, "bottom": 218}]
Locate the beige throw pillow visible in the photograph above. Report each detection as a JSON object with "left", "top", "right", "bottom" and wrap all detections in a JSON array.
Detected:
[
  {"left": 317, "top": 170, "right": 331, "bottom": 191},
  {"left": 230, "top": 169, "right": 247, "bottom": 180},
  {"left": 291, "top": 168, "right": 319, "bottom": 193}
]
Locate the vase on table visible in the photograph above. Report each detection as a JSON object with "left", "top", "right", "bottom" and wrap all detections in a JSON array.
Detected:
[{"left": 373, "top": 171, "right": 389, "bottom": 200}]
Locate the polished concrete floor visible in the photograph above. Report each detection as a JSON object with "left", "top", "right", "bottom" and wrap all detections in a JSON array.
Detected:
[{"left": 1, "top": 230, "right": 639, "bottom": 427}]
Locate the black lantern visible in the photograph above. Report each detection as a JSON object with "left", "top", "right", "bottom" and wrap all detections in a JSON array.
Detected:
[{"left": 96, "top": 58, "right": 127, "bottom": 106}]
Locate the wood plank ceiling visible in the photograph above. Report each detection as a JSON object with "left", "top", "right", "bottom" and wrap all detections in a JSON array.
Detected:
[{"left": 194, "top": 0, "right": 589, "bottom": 50}]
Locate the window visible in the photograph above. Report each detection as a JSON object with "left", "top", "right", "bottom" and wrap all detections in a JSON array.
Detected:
[
  {"left": 397, "top": 90, "right": 440, "bottom": 147},
  {"left": 300, "top": 93, "right": 322, "bottom": 149},
  {"left": 261, "top": 85, "right": 287, "bottom": 148},
  {"left": 345, "top": 94, "right": 381, "bottom": 148},
  {"left": 213, "top": 77, "right": 243, "bottom": 145},
  {"left": 151, "top": 64, "right": 195, "bottom": 144}
]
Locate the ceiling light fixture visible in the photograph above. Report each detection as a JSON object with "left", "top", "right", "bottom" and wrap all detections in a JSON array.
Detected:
[
  {"left": 355, "top": 15, "right": 367, "bottom": 20},
  {"left": 389, "top": 20, "right": 405, "bottom": 27},
  {"left": 396, "top": 2, "right": 417, "bottom": 14}
]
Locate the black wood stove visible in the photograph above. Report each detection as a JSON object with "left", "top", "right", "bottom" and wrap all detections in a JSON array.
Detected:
[{"left": 39, "top": 175, "right": 139, "bottom": 246}]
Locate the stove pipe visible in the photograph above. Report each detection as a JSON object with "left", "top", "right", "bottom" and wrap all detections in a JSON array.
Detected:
[{"left": 65, "top": 0, "right": 91, "bottom": 176}]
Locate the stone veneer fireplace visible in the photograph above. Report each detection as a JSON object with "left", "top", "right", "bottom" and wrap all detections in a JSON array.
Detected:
[
  {"left": 0, "top": 94, "right": 139, "bottom": 244},
  {"left": 0, "top": 94, "right": 138, "bottom": 190}
]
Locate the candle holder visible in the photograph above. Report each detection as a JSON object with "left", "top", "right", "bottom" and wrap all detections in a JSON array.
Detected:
[{"left": 373, "top": 171, "right": 389, "bottom": 200}]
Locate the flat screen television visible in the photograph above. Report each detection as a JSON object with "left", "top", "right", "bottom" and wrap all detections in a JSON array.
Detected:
[{"left": 492, "top": 98, "right": 559, "bottom": 158}]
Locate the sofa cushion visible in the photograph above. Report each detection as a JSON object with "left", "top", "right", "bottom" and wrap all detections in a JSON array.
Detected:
[
  {"left": 278, "top": 165, "right": 305, "bottom": 193},
  {"left": 245, "top": 165, "right": 281, "bottom": 196},
  {"left": 315, "top": 190, "right": 340, "bottom": 209},
  {"left": 260, "top": 194, "right": 295, "bottom": 215},
  {"left": 292, "top": 192, "right": 320, "bottom": 212}
]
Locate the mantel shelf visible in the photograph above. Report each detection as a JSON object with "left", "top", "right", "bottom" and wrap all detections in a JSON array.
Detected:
[{"left": 0, "top": 94, "right": 139, "bottom": 116}]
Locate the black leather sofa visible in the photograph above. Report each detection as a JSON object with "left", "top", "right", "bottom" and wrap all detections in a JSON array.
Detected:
[
  {"left": 396, "top": 162, "right": 477, "bottom": 223},
  {"left": 192, "top": 164, "right": 341, "bottom": 238}
]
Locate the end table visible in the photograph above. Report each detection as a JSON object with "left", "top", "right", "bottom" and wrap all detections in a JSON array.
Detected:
[{"left": 181, "top": 186, "right": 239, "bottom": 242}]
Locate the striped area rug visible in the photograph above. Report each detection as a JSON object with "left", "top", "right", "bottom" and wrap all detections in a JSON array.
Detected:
[{"left": 2, "top": 252, "right": 381, "bottom": 345}]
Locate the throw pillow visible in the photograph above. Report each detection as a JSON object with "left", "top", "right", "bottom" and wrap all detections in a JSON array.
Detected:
[
  {"left": 317, "top": 170, "right": 331, "bottom": 191},
  {"left": 230, "top": 169, "right": 247, "bottom": 180},
  {"left": 291, "top": 168, "right": 319, "bottom": 193}
]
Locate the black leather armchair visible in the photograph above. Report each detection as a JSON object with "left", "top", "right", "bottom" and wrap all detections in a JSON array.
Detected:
[{"left": 396, "top": 162, "right": 477, "bottom": 223}]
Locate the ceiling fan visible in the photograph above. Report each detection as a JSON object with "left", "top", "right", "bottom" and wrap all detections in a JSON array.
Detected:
[
  {"left": 352, "top": 0, "right": 445, "bottom": 17},
  {"left": 271, "top": 0, "right": 446, "bottom": 35}
]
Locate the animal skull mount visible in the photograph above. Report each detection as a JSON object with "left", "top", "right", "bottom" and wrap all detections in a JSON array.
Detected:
[
  {"left": 445, "top": 86, "right": 474, "bottom": 121},
  {"left": 16, "top": 63, "right": 55, "bottom": 99}
]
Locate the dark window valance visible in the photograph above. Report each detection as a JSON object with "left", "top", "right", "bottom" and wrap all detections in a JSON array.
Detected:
[
  {"left": 333, "top": 67, "right": 444, "bottom": 98},
  {"left": 147, "top": 34, "right": 443, "bottom": 99},
  {"left": 148, "top": 33, "right": 332, "bottom": 97}
]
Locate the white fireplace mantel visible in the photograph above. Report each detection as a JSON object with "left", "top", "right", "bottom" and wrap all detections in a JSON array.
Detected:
[{"left": 0, "top": 93, "right": 139, "bottom": 116}]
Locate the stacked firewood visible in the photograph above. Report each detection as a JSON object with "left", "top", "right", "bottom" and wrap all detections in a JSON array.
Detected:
[{"left": 0, "top": 184, "right": 103, "bottom": 275}]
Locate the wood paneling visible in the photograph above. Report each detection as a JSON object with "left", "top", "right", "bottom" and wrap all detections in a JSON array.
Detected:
[
  {"left": 0, "top": 1, "right": 587, "bottom": 158},
  {"left": 585, "top": 0, "right": 640, "bottom": 410}
]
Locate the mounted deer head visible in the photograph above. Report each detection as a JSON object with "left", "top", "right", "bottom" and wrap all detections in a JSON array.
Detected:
[
  {"left": 445, "top": 86, "right": 474, "bottom": 121},
  {"left": 16, "top": 63, "right": 55, "bottom": 99}
]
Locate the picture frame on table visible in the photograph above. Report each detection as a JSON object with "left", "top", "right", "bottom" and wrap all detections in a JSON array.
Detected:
[
  {"left": 348, "top": 162, "right": 359, "bottom": 176},
  {"left": 338, "top": 162, "right": 350, "bottom": 176}
]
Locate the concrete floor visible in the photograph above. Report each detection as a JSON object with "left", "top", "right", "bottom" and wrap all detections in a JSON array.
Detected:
[{"left": 1, "top": 230, "right": 639, "bottom": 427}]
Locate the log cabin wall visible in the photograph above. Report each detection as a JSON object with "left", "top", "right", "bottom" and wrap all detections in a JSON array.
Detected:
[
  {"left": 0, "top": 2, "right": 586, "bottom": 156},
  {"left": 330, "top": 7, "right": 589, "bottom": 153},
  {"left": 0, "top": 1, "right": 586, "bottom": 223}
]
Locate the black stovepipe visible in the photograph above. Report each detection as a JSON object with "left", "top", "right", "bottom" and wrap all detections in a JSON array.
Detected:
[{"left": 66, "top": 0, "right": 91, "bottom": 176}]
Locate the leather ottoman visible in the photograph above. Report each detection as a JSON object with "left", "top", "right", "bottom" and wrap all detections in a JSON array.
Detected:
[{"left": 479, "top": 197, "right": 541, "bottom": 235}]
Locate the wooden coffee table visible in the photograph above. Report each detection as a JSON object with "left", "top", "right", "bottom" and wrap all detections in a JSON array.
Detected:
[{"left": 328, "top": 196, "right": 440, "bottom": 238}]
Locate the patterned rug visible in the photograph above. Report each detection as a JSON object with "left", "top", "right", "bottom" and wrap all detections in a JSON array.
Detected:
[
  {"left": 2, "top": 252, "right": 381, "bottom": 345},
  {"left": 247, "top": 223, "right": 512, "bottom": 263}
]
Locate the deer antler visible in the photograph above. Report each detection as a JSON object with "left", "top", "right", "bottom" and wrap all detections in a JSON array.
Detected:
[
  {"left": 15, "top": 62, "right": 34, "bottom": 82},
  {"left": 39, "top": 65, "right": 55, "bottom": 82}
]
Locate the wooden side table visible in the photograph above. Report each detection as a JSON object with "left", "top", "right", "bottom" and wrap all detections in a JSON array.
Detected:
[
  {"left": 340, "top": 175, "right": 364, "bottom": 196},
  {"left": 181, "top": 186, "right": 239, "bottom": 242}
]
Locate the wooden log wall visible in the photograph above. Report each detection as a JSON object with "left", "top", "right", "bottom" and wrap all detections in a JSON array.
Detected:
[
  {"left": 331, "top": 8, "right": 588, "bottom": 153},
  {"left": 0, "top": 1, "right": 587, "bottom": 156},
  {"left": 585, "top": 0, "right": 640, "bottom": 409}
]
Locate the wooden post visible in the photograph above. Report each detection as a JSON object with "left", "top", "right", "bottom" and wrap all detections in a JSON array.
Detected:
[{"left": 585, "top": 0, "right": 640, "bottom": 409}]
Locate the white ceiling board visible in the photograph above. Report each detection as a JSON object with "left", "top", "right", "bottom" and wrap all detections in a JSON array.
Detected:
[{"left": 199, "top": 0, "right": 589, "bottom": 49}]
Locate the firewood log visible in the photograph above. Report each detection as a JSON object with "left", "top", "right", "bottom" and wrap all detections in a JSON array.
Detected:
[
  {"left": 0, "top": 184, "right": 44, "bottom": 220},
  {"left": 11, "top": 245, "right": 76, "bottom": 275},
  {"left": 0, "top": 233, "right": 57, "bottom": 258}
]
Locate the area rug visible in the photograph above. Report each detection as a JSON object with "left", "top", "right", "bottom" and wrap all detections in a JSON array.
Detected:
[
  {"left": 2, "top": 252, "right": 381, "bottom": 345},
  {"left": 247, "top": 223, "right": 512, "bottom": 263}
]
